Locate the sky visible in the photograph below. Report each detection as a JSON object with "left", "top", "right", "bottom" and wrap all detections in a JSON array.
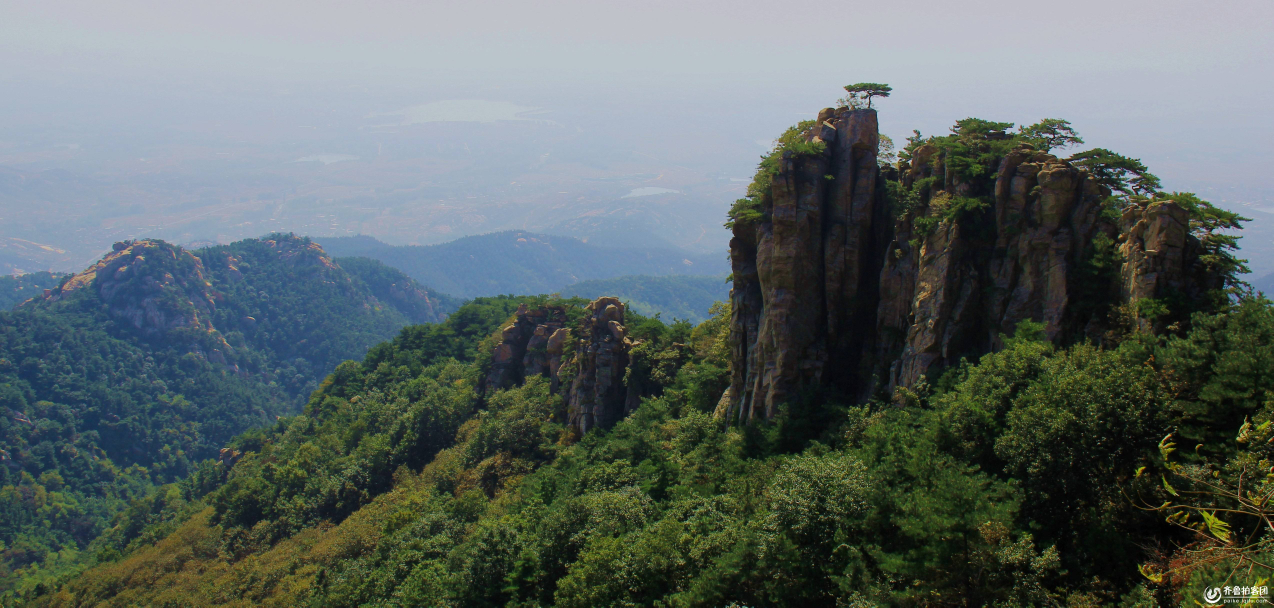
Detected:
[{"left": 1, "top": 0, "right": 1272, "bottom": 275}]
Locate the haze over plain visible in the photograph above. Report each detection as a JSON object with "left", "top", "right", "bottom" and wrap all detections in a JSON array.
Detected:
[{"left": 1, "top": 0, "right": 1270, "bottom": 279}]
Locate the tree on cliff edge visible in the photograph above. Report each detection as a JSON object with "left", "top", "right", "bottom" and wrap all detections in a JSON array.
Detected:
[
  {"left": 842, "top": 83, "right": 892, "bottom": 109},
  {"left": 1019, "top": 118, "right": 1084, "bottom": 152}
]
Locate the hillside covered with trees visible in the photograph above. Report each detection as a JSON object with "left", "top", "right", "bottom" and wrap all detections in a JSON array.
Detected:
[
  {"left": 0, "top": 235, "right": 454, "bottom": 596},
  {"left": 0, "top": 273, "right": 64, "bottom": 311}
]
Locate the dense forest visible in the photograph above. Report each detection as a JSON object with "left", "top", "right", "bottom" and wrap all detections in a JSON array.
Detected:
[
  {"left": 316, "top": 232, "right": 729, "bottom": 298},
  {"left": 25, "top": 288, "right": 1274, "bottom": 606},
  {"left": 7, "top": 108, "right": 1274, "bottom": 607},
  {"left": 0, "top": 235, "right": 454, "bottom": 597},
  {"left": 560, "top": 274, "right": 729, "bottom": 323},
  {"left": 0, "top": 274, "right": 64, "bottom": 311}
]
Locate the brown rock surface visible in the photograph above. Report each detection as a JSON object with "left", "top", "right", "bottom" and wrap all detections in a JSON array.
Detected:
[
  {"left": 50, "top": 239, "right": 220, "bottom": 340},
  {"left": 565, "top": 297, "right": 632, "bottom": 434},
  {"left": 483, "top": 304, "right": 568, "bottom": 392},
  {"left": 727, "top": 110, "right": 1211, "bottom": 422}
]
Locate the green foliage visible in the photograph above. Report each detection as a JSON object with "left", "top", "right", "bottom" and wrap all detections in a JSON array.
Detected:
[
  {"left": 877, "top": 133, "right": 896, "bottom": 166},
  {"left": 1129, "top": 298, "right": 1274, "bottom": 588},
  {"left": 840, "top": 82, "right": 892, "bottom": 109},
  {"left": 1160, "top": 191, "right": 1251, "bottom": 291},
  {"left": 911, "top": 192, "right": 991, "bottom": 238},
  {"left": 0, "top": 272, "right": 64, "bottom": 310},
  {"left": 1018, "top": 118, "right": 1084, "bottom": 152},
  {"left": 31, "top": 293, "right": 1274, "bottom": 607},
  {"left": 1067, "top": 148, "right": 1162, "bottom": 195},
  {"left": 930, "top": 118, "right": 1019, "bottom": 182},
  {"left": 727, "top": 120, "right": 826, "bottom": 229}
]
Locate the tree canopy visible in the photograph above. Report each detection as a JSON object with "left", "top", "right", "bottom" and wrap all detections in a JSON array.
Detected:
[
  {"left": 841, "top": 82, "right": 892, "bottom": 108},
  {"left": 1018, "top": 118, "right": 1084, "bottom": 152}
]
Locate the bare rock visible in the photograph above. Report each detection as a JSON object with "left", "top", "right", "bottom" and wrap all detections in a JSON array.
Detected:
[
  {"left": 727, "top": 109, "right": 1212, "bottom": 423},
  {"left": 482, "top": 304, "right": 568, "bottom": 392},
  {"left": 566, "top": 297, "right": 631, "bottom": 434}
]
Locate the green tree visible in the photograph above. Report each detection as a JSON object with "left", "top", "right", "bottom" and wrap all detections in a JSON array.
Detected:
[
  {"left": 841, "top": 82, "right": 892, "bottom": 109},
  {"left": 1018, "top": 118, "right": 1084, "bottom": 152},
  {"left": 1068, "top": 148, "right": 1162, "bottom": 195}
]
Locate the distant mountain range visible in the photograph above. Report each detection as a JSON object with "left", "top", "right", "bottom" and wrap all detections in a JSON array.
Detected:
[
  {"left": 315, "top": 231, "right": 729, "bottom": 299},
  {"left": 1255, "top": 271, "right": 1274, "bottom": 295},
  {"left": 561, "top": 274, "right": 729, "bottom": 323}
]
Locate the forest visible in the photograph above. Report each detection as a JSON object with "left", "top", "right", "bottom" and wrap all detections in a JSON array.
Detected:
[
  {"left": 24, "top": 287, "right": 1274, "bottom": 606},
  {"left": 0, "top": 235, "right": 453, "bottom": 597}
]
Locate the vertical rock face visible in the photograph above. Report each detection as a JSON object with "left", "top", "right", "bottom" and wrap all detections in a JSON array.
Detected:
[
  {"left": 727, "top": 109, "right": 1212, "bottom": 423},
  {"left": 730, "top": 109, "right": 888, "bottom": 421},
  {"left": 565, "top": 297, "right": 632, "bottom": 434},
  {"left": 483, "top": 304, "right": 569, "bottom": 391}
]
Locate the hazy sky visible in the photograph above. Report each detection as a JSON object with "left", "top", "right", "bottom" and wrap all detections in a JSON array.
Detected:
[{"left": 2, "top": 0, "right": 1272, "bottom": 274}]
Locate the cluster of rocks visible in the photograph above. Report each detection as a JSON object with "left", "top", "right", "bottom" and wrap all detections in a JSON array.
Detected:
[
  {"left": 51, "top": 240, "right": 221, "bottom": 340},
  {"left": 726, "top": 107, "right": 1209, "bottom": 423},
  {"left": 482, "top": 297, "right": 641, "bottom": 435},
  {"left": 484, "top": 303, "right": 570, "bottom": 391}
]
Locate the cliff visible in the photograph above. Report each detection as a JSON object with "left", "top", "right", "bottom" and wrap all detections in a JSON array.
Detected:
[{"left": 726, "top": 108, "right": 1211, "bottom": 423}]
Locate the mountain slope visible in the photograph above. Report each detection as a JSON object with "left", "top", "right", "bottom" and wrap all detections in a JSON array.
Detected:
[
  {"left": 0, "top": 272, "right": 64, "bottom": 310},
  {"left": 0, "top": 235, "right": 454, "bottom": 593},
  {"left": 316, "top": 232, "right": 729, "bottom": 299}
]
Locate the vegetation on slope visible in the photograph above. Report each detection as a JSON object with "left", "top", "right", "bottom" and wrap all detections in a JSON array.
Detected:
[
  {"left": 0, "top": 235, "right": 455, "bottom": 596},
  {"left": 0, "top": 274, "right": 64, "bottom": 311},
  {"left": 26, "top": 283, "right": 1274, "bottom": 605}
]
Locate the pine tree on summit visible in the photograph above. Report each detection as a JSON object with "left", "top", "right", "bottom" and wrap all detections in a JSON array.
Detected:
[{"left": 841, "top": 82, "right": 892, "bottom": 108}]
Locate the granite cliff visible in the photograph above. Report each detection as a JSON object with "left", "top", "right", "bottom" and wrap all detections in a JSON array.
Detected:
[
  {"left": 725, "top": 108, "right": 1216, "bottom": 423},
  {"left": 478, "top": 109, "right": 1228, "bottom": 437}
]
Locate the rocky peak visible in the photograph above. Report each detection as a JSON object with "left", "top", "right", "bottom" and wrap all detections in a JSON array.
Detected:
[
  {"left": 725, "top": 108, "right": 1213, "bottom": 423},
  {"left": 481, "top": 296, "right": 643, "bottom": 436},
  {"left": 565, "top": 297, "right": 632, "bottom": 434},
  {"left": 48, "top": 239, "right": 220, "bottom": 340}
]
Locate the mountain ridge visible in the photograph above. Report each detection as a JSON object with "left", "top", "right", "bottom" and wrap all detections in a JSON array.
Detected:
[{"left": 315, "top": 231, "right": 729, "bottom": 299}]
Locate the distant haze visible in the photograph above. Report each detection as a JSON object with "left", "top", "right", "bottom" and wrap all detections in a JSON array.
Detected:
[{"left": 1, "top": 0, "right": 1270, "bottom": 276}]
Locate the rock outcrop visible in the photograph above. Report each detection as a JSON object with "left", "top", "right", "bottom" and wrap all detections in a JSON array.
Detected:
[
  {"left": 481, "top": 297, "right": 640, "bottom": 435},
  {"left": 483, "top": 304, "right": 569, "bottom": 391},
  {"left": 50, "top": 239, "right": 220, "bottom": 339},
  {"left": 565, "top": 297, "right": 633, "bottom": 434},
  {"left": 726, "top": 108, "right": 1210, "bottom": 423}
]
